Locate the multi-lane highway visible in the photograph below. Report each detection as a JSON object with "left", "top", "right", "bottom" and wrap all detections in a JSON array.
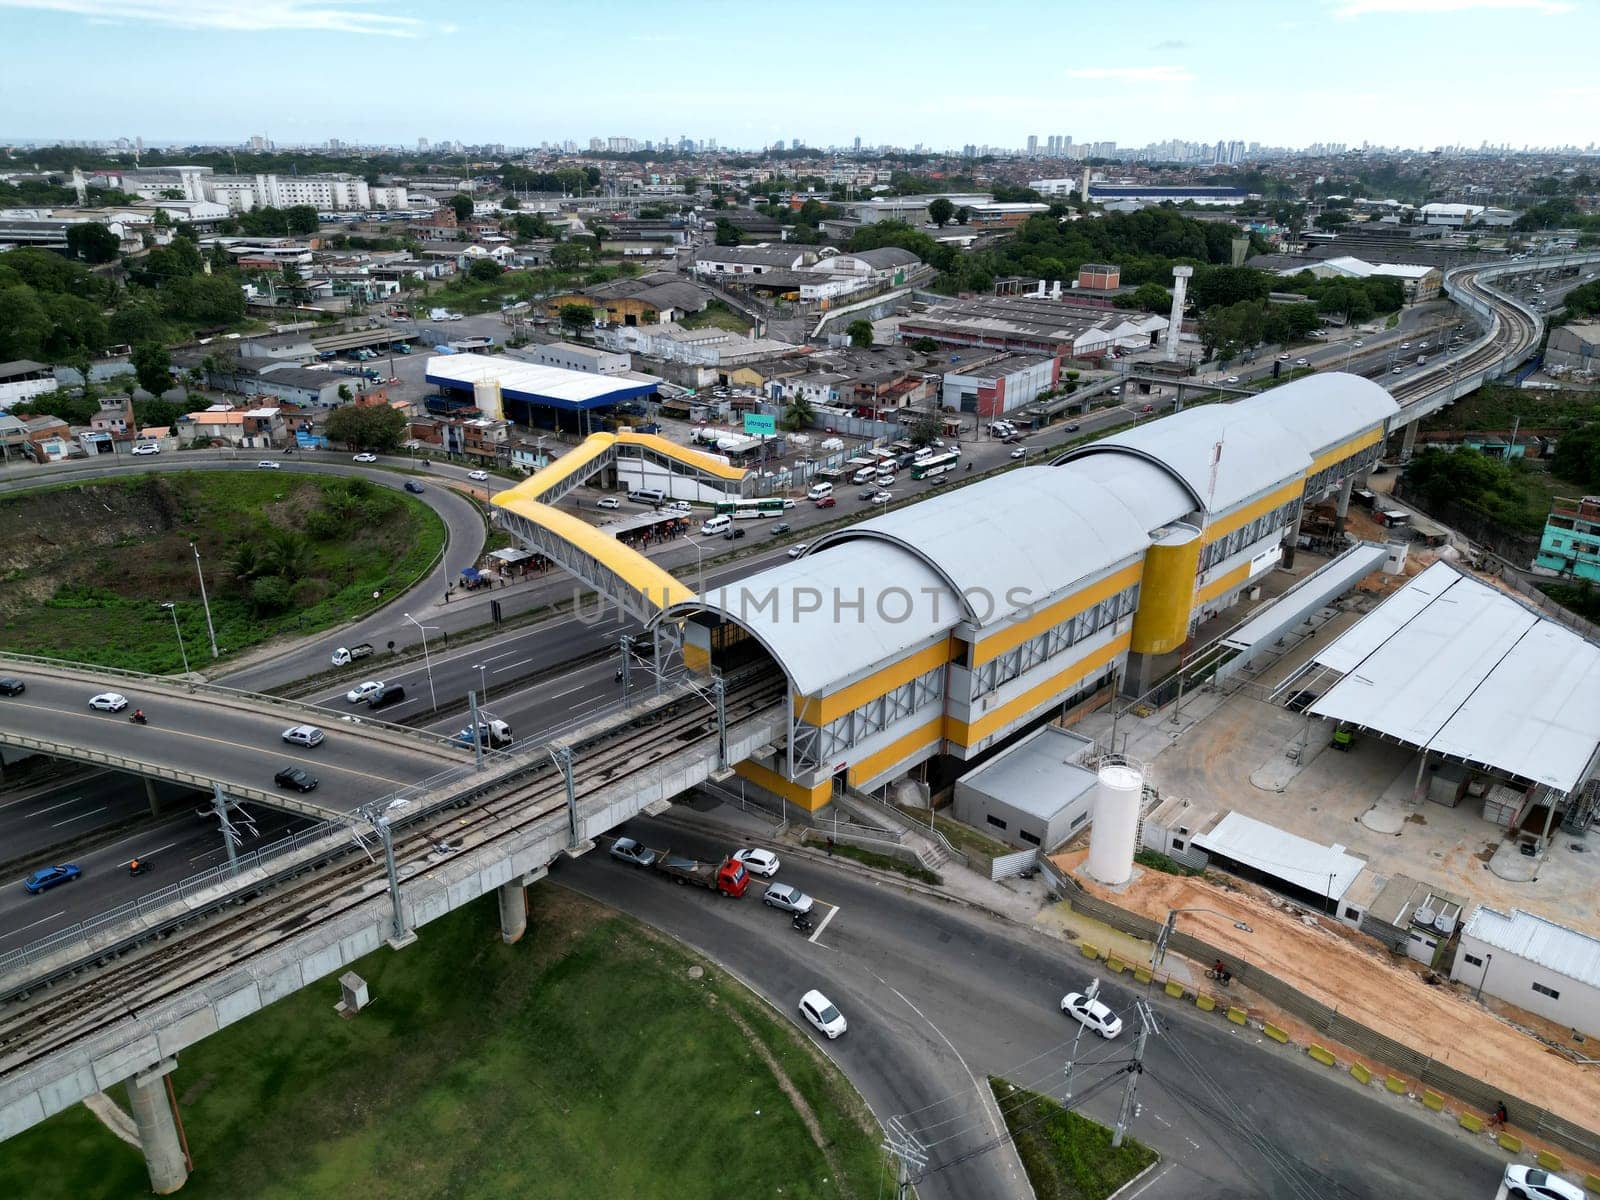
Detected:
[{"left": 563, "top": 815, "right": 1506, "bottom": 1200}]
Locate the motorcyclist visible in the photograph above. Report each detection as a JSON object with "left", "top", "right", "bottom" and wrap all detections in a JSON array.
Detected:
[
  {"left": 131, "top": 708, "right": 146, "bottom": 723},
  {"left": 129, "top": 857, "right": 142, "bottom": 874}
]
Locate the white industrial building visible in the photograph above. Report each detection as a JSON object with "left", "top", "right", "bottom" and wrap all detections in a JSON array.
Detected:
[
  {"left": 1450, "top": 906, "right": 1600, "bottom": 1037},
  {"left": 522, "top": 341, "right": 631, "bottom": 376},
  {"left": 950, "top": 726, "right": 1098, "bottom": 851},
  {"left": 104, "top": 165, "right": 407, "bottom": 213}
]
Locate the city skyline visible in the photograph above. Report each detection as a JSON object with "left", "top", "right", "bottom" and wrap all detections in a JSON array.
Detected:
[{"left": 2, "top": 0, "right": 1597, "bottom": 150}]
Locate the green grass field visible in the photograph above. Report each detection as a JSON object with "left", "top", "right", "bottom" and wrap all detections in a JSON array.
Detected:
[
  {"left": 989, "top": 1077, "right": 1157, "bottom": 1199},
  {"left": 0, "top": 889, "right": 890, "bottom": 1200},
  {"left": 0, "top": 472, "right": 447, "bottom": 673},
  {"left": 677, "top": 301, "right": 752, "bottom": 333}
]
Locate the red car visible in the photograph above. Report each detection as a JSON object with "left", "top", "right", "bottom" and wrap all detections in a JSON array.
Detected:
[{"left": 814, "top": 495, "right": 836, "bottom": 509}]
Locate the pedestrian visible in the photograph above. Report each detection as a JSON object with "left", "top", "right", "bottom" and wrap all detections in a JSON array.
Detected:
[
  {"left": 826, "top": 836, "right": 835, "bottom": 856},
  {"left": 1491, "top": 1101, "right": 1508, "bottom": 1129}
]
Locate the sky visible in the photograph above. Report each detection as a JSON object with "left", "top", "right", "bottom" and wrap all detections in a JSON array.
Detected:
[{"left": 1, "top": 0, "right": 1597, "bottom": 152}]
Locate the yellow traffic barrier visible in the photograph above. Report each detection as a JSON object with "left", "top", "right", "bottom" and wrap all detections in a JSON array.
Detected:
[
  {"left": 1107, "top": 957, "right": 1125, "bottom": 974},
  {"left": 1350, "top": 1063, "right": 1372, "bottom": 1085},
  {"left": 1384, "top": 1075, "right": 1407, "bottom": 1095},
  {"left": 1196, "top": 994, "right": 1215, "bottom": 1012},
  {"left": 1496, "top": 1132, "right": 1523, "bottom": 1154},
  {"left": 1535, "top": 1150, "right": 1562, "bottom": 1172},
  {"left": 1133, "top": 967, "right": 1151, "bottom": 984},
  {"left": 1080, "top": 943, "right": 1099, "bottom": 960},
  {"left": 1458, "top": 1113, "right": 1484, "bottom": 1134},
  {"left": 1164, "top": 981, "right": 1184, "bottom": 999},
  {"left": 1583, "top": 1173, "right": 1600, "bottom": 1194},
  {"left": 1226, "top": 1006, "right": 1247, "bottom": 1026},
  {"left": 1422, "top": 1090, "right": 1444, "bottom": 1112},
  {"left": 1307, "top": 1045, "right": 1336, "bottom": 1066},
  {"left": 1263, "top": 1024, "right": 1289, "bottom": 1043}
]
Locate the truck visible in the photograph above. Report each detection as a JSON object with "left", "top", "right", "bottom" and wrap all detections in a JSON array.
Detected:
[
  {"left": 648, "top": 848, "right": 750, "bottom": 897},
  {"left": 330, "top": 643, "right": 374, "bottom": 666}
]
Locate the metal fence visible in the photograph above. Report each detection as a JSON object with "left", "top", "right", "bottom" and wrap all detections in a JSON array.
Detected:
[
  {"left": 1040, "top": 864, "right": 1600, "bottom": 1162},
  {"left": 990, "top": 848, "right": 1039, "bottom": 882}
]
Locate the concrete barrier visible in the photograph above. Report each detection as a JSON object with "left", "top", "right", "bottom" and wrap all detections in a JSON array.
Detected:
[
  {"left": 1536, "top": 1150, "right": 1562, "bottom": 1171},
  {"left": 1350, "top": 1063, "right": 1372, "bottom": 1085},
  {"left": 1263, "top": 1023, "right": 1289, "bottom": 1044},
  {"left": 1583, "top": 1173, "right": 1600, "bottom": 1193},
  {"left": 1423, "top": 1090, "right": 1445, "bottom": 1112},
  {"left": 1164, "top": 981, "right": 1184, "bottom": 999},
  {"left": 1226, "top": 1006, "right": 1248, "bottom": 1026},
  {"left": 1385, "top": 1075, "right": 1408, "bottom": 1095},
  {"left": 1080, "top": 943, "right": 1099, "bottom": 960},
  {"left": 1133, "top": 966, "right": 1151, "bottom": 984},
  {"left": 1459, "top": 1113, "right": 1484, "bottom": 1134},
  {"left": 1196, "top": 994, "right": 1215, "bottom": 1012},
  {"left": 1497, "top": 1132, "right": 1523, "bottom": 1154},
  {"left": 1107, "top": 957, "right": 1125, "bottom": 974},
  {"left": 1308, "top": 1045, "right": 1336, "bottom": 1066}
]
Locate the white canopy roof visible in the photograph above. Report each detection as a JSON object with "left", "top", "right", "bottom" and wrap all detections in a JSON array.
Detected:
[
  {"left": 1192, "top": 811, "right": 1366, "bottom": 902},
  {"left": 1309, "top": 562, "right": 1600, "bottom": 792}
]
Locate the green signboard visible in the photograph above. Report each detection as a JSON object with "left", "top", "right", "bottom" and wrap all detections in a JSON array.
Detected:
[{"left": 743, "top": 413, "right": 776, "bottom": 436}]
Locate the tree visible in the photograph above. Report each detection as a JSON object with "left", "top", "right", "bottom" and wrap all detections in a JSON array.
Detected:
[
  {"left": 0, "top": 285, "right": 51, "bottom": 360},
  {"left": 131, "top": 341, "right": 172, "bottom": 397},
  {"left": 468, "top": 257, "right": 503, "bottom": 281},
  {"left": 323, "top": 403, "right": 407, "bottom": 451},
  {"left": 337, "top": 384, "right": 353, "bottom": 403},
  {"left": 908, "top": 411, "right": 942, "bottom": 446},
  {"left": 1129, "top": 281, "right": 1172, "bottom": 313},
  {"left": 448, "top": 193, "right": 475, "bottom": 223},
  {"left": 1190, "top": 266, "right": 1270, "bottom": 312},
  {"left": 1313, "top": 212, "right": 1350, "bottom": 231},
  {"left": 550, "top": 243, "right": 585, "bottom": 271},
  {"left": 1553, "top": 423, "right": 1600, "bottom": 490},
  {"left": 502, "top": 195, "right": 521, "bottom": 210},
  {"left": 955, "top": 206, "right": 971, "bottom": 226},
  {"left": 559, "top": 303, "right": 595, "bottom": 333},
  {"left": 109, "top": 300, "right": 166, "bottom": 346},
  {"left": 846, "top": 319, "right": 875, "bottom": 349},
  {"left": 713, "top": 219, "right": 743, "bottom": 246},
  {"left": 927, "top": 197, "right": 955, "bottom": 228},
  {"left": 781, "top": 396, "right": 816, "bottom": 432},
  {"left": 65, "top": 222, "right": 120, "bottom": 264},
  {"left": 909, "top": 337, "right": 939, "bottom": 353},
  {"left": 133, "top": 396, "right": 182, "bottom": 434},
  {"left": 14, "top": 389, "right": 99, "bottom": 425}
]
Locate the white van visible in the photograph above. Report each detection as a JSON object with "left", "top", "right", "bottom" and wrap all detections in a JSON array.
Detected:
[
  {"left": 700, "top": 515, "right": 732, "bottom": 536},
  {"left": 806, "top": 482, "right": 833, "bottom": 501},
  {"left": 852, "top": 467, "right": 877, "bottom": 485},
  {"left": 913, "top": 447, "right": 934, "bottom": 463},
  {"left": 627, "top": 487, "right": 666, "bottom": 505}
]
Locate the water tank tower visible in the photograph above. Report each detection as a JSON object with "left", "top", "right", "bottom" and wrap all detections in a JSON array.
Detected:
[{"left": 1085, "top": 758, "right": 1145, "bottom": 886}]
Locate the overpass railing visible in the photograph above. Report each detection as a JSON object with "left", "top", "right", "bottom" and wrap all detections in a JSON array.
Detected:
[{"left": 0, "top": 650, "right": 464, "bottom": 756}]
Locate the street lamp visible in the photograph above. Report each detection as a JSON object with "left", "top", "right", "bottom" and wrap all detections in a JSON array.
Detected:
[
  {"left": 473, "top": 662, "right": 488, "bottom": 706},
  {"left": 190, "top": 542, "right": 219, "bottom": 658},
  {"left": 403, "top": 612, "right": 439, "bottom": 710},
  {"left": 1474, "top": 951, "right": 1494, "bottom": 1001},
  {"left": 681, "top": 534, "right": 706, "bottom": 592},
  {"left": 1152, "top": 906, "right": 1254, "bottom": 970},
  {"left": 161, "top": 602, "right": 190, "bottom": 675}
]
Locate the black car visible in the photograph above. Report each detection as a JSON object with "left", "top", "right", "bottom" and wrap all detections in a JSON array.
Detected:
[
  {"left": 0, "top": 677, "right": 24, "bottom": 696},
  {"left": 404, "top": 481, "right": 425, "bottom": 494},
  {"left": 771, "top": 522, "right": 791, "bottom": 535},
  {"left": 723, "top": 526, "right": 746, "bottom": 541},
  {"left": 274, "top": 766, "right": 319, "bottom": 792},
  {"left": 858, "top": 488, "right": 878, "bottom": 500},
  {"left": 366, "top": 683, "right": 407, "bottom": 710},
  {"left": 1065, "top": 423, "right": 1081, "bottom": 432}
]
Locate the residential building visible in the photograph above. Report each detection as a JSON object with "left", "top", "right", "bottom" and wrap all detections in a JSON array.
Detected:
[
  {"left": 0, "top": 360, "right": 55, "bottom": 411},
  {"left": 1078, "top": 264, "right": 1121, "bottom": 290},
  {"left": 1535, "top": 496, "right": 1600, "bottom": 583},
  {"left": 21, "top": 414, "right": 72, "bottom": 462},
  {"left": 1546, "top": 321, "right": 1600, "bottom": 372},
  {"left": 106, "top": 165, "right": 408, "bottom": 213},
  {"left": 176, "top": 406, "right": 288, "bottom": 448}
]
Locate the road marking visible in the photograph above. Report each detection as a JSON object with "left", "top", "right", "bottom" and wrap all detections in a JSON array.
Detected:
[
  {"left": 809, "top": 903, "right": 838, "bottom": 945},
  {"left": 122, "top": 841, "right": 178, "bottom": 866},
  {"left": 6, "top": 909, "right": 66, "bottom": 935},
  {"left": 547, "top": 684, "right": 583, "bottom": 699},
  {"left": 29, "top": 795, "right": 91, "bottom": 816},
  {"left": 49, "top": 806, "right": 106, "bottom": 828},
  {"left": 1120, "top": 1163, "right": 1172, "bottom": 1198},
  {"left": 493, "top": 659, "right": 533, "bottom": 674}
]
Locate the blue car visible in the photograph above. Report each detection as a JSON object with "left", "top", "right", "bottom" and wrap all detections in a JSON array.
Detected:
[{"left": 24, "top": 864, "right": 81, "bottom": 894}]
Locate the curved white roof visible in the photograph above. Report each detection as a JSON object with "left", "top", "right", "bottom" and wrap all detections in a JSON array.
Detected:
[
  {"left": 808, "top": 467, "right": 1150, "bottom": 630},
  {"left": 1228, "top": 372, "right": 1399, "bottom": 457},
  {"left": 675, "top": 540, "right": 957, "bottom": 695},
  {"left": 1055, "top": 453, "right": 1195, "bottom": 531},
  {"left": 1061, "top": 373, "right": 1395, "bottom": 515}
]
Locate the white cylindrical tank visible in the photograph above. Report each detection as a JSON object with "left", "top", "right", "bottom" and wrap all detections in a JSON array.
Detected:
[
  {"left": 1085, "top": 762, "right": 1144, "bottom": 886},
  {"left": 473, "top": 377, "right": 503, "bottom": 420}
]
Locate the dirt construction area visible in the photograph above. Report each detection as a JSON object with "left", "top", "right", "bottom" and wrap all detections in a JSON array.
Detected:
[{"left": 1054, "top": 848, "right": 1600, "bottom": 1138}]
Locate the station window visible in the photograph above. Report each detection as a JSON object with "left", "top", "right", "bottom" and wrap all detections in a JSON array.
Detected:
[
  {"left": 1462, "top": 953, "right": 1482, "bottom": 968},
  {"left": 1344, "top": 907, "right": 1360, "bottom": 921},
  {"left": 1070, "top": 812, "right": 1088, "bottom": 829},
  {"left": 1532, "top": 982, "right": 1560, "bottom": 999},
  {"left": 1171, "top": 838, "right": 1186, "bottom": 851},
  {"left": 986, "top": 814, "right": 1008, "bottom": 831}
]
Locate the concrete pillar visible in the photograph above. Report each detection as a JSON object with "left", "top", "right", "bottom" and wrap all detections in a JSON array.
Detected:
[
  {"left": 497, "top": 879, "right": 527, "bottom": 944},
  {"left": 1399, "top": 418, "right": 1419, "bottom": 460},
  {"left": 1335, "top": 476, "right": 1354, "bottom": 525},
  {"left": 124, "top": 1059, "right": 188, "bottom": 1194},
  {"left": 144, "top": 777, "right": 161, "bottom": 817},
  {"left": 1165, "top": 266, "right": 1193, "bottom": 362}
]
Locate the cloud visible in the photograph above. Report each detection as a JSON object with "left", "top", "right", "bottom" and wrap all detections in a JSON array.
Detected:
[
  {"left": 0, "top": 0, "right": 432, "bottom": 37},
  {"left": 1331, "top": 0, "right": 1571, "bottom": 17},
  {"left": 1065, "top": 65, "right": 1194, "bottom": 83}
]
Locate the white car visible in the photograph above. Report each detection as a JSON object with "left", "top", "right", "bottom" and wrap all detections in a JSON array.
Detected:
[
  {"left": 1061, "top": 991, "right": 1122, "bottom": 1039},
  {"left": 345, "top": 680, "right": 385, "bottom": 704},
  {"left": 1352, "top": 340, "right": 1364, "bottom": 348},
  {"left": 353, "top": 453, "right": 378, "bottom": 463},
  {"left": 732, "top": 847, "right": 780, "bottom": 877},
  {"left": 1391, "top": 366, "right": 1404, "bottom": 374},
  {"left": 787, "top": 543, "right": 809, "bottom": 559},
  {"left": 1400, "top": 342, "right": 1411, "bottom": 350},
  {"left": 763, "top": 882, "right": 814, "bottom": 914},
  {"left": 799, "top": 989, "right": 847, "bottom": 1039},
  {"left": 1504, "top": 1165, "right": 1586, "bottom": 1200},
  {"left": 88, "top": 691, "right": 129, "bottom": 712},
  {"left": 257, "top": 460, "right": 281, "bottom": 470},
  {"left": 1009, "top": 448, "right": 1026, "bottom": 459},
  {"left": 282, "top": 724, "right": 325, "bottom": 748},
  {"left": 468, "top": 470, "right": 489, "bottom": 482},
  {"left": 596, "top": 497, "right": 621, "bottom": 509},
  {"left": 131, "top": 443, "right": 160, "bottom": 456},
  {"left": 781, "top": 498, "right": 796, "bottom": 509},
  {"left": 1294, "top": 357, "right": 1309, "bottom": 367},
  {"left": 1224, "top": 375, "right": 1240, "bottom": 384}
]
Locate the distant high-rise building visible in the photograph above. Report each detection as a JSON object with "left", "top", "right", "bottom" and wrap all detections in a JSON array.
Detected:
[
  {"left": 1026, "top": 134, "right": 1039, "bottom": 156},
  {"left": 589, "top": 137, "right": 604, "bottom": 151},
  {"left": 772, "top": 139, "right": 785, "bottom": 152},
  {"left": 417, "top": 137, "right": 429, "bottom": 152},
  {"left": 853, "top": 135, "right": 861, "bottom": 151},
  {"left": 248, "top": 134, "right": 267, "bottom": 152}
]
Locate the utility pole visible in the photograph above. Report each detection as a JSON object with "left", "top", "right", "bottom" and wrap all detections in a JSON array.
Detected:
[
  {"left": 1064, "top": 977, "right": 1100, "bottom": 1103},
  {"left": 1112, "top": 1000, "right": 1155, "bottom": 1149},
  {"left": 881, "top": 1118, "right": 927, "bottom": 1200}
]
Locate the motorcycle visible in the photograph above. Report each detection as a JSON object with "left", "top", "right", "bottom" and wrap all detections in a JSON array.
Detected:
[
  {"left": 129, "top": 860, "right": 153, "bottom": 877},
  {"left": 791, "top": 912, "right": 815, "bottom": 934},
  {"left": 1204, "top": 967, "right": 1232, "bottom": 986},
  {"left": 129, "top": 711, "right": 148, "bottom": 725}
]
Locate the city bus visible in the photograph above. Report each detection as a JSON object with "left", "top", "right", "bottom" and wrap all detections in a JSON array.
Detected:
[
  {"left": 713, "top": 497, "right": 786, "bottom": 520},
  {"left": 910, "top": 450, "right": 961, "bottom": 480}
]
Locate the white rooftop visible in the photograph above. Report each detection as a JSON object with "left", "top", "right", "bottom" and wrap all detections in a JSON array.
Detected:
[
  {"left": 1464, "top": 906, "right": 1600, "bottom": 991},
  {"left": 424, "top": 354, "right": 641, "bottom": 405},
  {"left": 1192, "top": 811, "right": 1366, "bottom": 902},
  {"left": 1309, "top": 561, "right": 1600, "bottom": 792}
]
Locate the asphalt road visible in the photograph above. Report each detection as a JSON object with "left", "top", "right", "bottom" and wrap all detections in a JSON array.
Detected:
[{"left": 562, "top": 815, "right": 1506, "bottom": 1200}]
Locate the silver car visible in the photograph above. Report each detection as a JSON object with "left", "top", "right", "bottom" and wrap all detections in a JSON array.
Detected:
[
  {"left": 763, "top": 883, "right": 814, "bottom": 915},
  {"left": 281, "top": 724, "right": 325, "bottom": 748}
]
